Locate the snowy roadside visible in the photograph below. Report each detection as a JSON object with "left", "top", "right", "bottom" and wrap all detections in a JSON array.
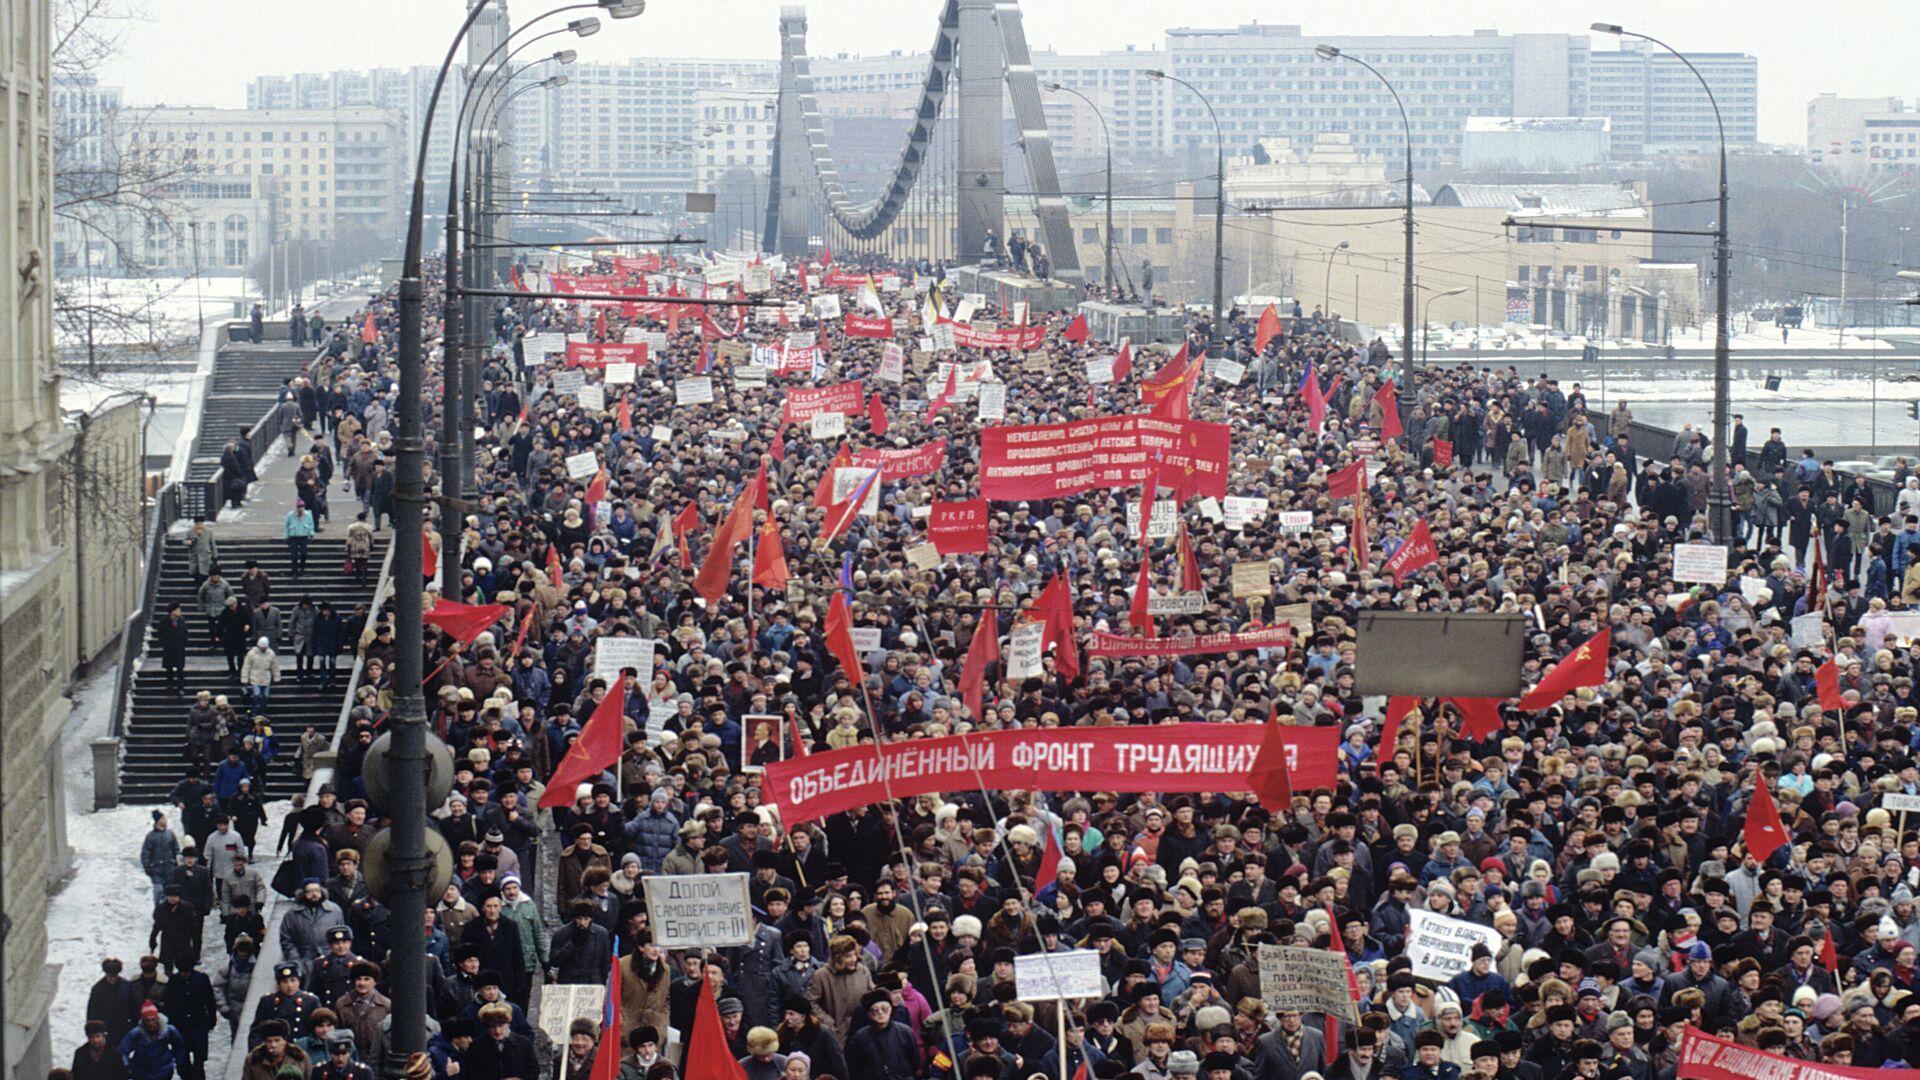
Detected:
[{"left": 51, "top": 667, "right": 293, "bottom": 1077}]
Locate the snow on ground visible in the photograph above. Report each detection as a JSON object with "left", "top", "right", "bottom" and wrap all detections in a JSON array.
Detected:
[
  {"left": 51, "top": 667, "right": 294, "bottom": 1076},
  {"left": 1422, "top": 319, "right": 1900, "bottom": 354}
]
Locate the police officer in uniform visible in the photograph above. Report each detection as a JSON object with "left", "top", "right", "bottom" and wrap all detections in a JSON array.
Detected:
[
  {"left": 255, "top": 963, "right": 322, "bottom": 1043},
  {"left": 313, "top": 1029, "right": 376, "bottom": 1080},
  {"left": 308, "top": 927, "right": 363, "bottom": 1003}
]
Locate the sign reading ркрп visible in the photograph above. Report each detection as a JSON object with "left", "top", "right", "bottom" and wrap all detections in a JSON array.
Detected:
[{"left": 643, "top": 872, "right": 753, "bottom": 949}]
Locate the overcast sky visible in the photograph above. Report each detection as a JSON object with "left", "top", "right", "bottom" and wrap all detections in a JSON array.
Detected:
[{"left": 98, "top": 0, "right": 1917, "bottom": 145}]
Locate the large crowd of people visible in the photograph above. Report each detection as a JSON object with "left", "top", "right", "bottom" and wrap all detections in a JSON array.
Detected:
[{"left": 73, "top": 245, "right": 1920, "bottom": 1080}]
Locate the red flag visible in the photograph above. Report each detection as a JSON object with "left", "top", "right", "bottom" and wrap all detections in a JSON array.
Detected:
[
  {"left": 958, "top": 608, "right": 1000, "bottom": 723},
  {"left": 1806, "top": 540, "right": 1827, "bottom": 611},
  {"left": 1177, "top": 523, "right": 1203, "bottom": 593},
  {"left": 928, "top": 364, "right": 958, "bottom": 415},
  {"left": 590, "top": 949, "right": 623, "bottom": 1080},
  {"left": 868, "top": 392, "right": 890, "bottom": 436},
  {"left": 824, "top": 591, "right": 865, "bottom": 681},
  {"left": 423, "top": 529, "right": 439, "bottom": 575},
  {"left": 510, "top": 605, "right": 535, "bottom": 658},
  {"left": 684, "top": 972, "right": 748, "bottom": 1080},
  {"left": 820, "top": 467, "right": 879, "bottom": 544},
  {"left": 1324, "top": 901, "right": 1362, "bottom": 1050},
  {"left": 1516, "top": 628, "right": 1612, "bottom": 710},
  {"left": 1112, "top": 338, "right": 1134, "bottom": 383},
  {"left": 1744, "top": 772, "right": 1789, "bottom": 863},
  {"left": 1254, "top": 304, "right": 1283, "bottom": 354},
  {"left": 814, "top": 446, "right": 851, "bottom": 509},
  {"left": 1245, "top": 708, "right": 1295, "bottom": 810},
  {"left": 593, "top": 309, "right": 609, "bottom": 340},
  {"left": 1432, "top": 438, "right": 1454, "bottom": 467},
  {"left": 1377, "top": 695, "right": 1420, "bottom": 759},
  {"left": 1447, "top": 696, "right": 1503, "bottom": 741},
  {"left": 1351, "top": 491, "right": 1370, "bottom": 572},
  {"left": 1128, "top": 558, "right": 1155, "bottom": 637},
  {"left": 1820, "top": 928, "right": 1840, "bottom": 973},
  {"left": 751, "top": 519, "right": 789, "bottom": 591},
  {"left": 584, "top": 470, "right": 608, "bottom": 505},
  {"left": 1383, "top": 518, "right": 1438, "bottom": 584},
  {"left": 693, "top": 475, "right": 758, "bottom": 604},
  {"left": 819, "top": 246, "right": 832, "bottom": 268},
  {"left": 789, "top": 713, "right": 809, "bottom": 758},
  {"left": 538, "top": 675, "right": 627, "bottom": 808},
  {"left": 769, "top": 427, "right": 787, "bottom": 463},
  {"left": 1816, "top": 658, "right": 1843, "bottom": 712},
  {"left": 422, "top": 600, "right": 511, "bottom": 645},
  {"left": 1373, "top": 381, "right": 1403, "bottom": 440},
  {"left": 796, "top": 261, "right": 809, "bottom": 294},
  {"left": 361, "top": 311, "right": 377, "bottom": 344},
  {"left": 1327, "top": 460, "right": 1367, "bottom": 500},
  {"left": 673, "top": 502, "right": 701, "bottom": 543},
  {"left": 1034, "top": 821, "right": 1062, "bottom": 892},
  {"left": 616, "top": 397, "right": 632, "bottom": 433},
  {"left": 547, "top": 545, "right": 564, "bottom": 588},
  {"left": 1062, "top": 313, "right": 1090, "bottom": 343},
  {"left": 1029, "top": 572, "right": 1080, "bottom": 681},
  {"left": 1302, "top": 365, "right": 1328, "bottom": 433}
]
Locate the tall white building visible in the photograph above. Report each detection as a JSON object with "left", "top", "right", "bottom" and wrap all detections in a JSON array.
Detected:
[
  {"left": 1159, "top": 25, "right": 1591, "bottom": 166},
  {"left": 53, "top": 73, "right": 125, "bottom": 271},
  {"left": 247, "top": 67, "right": 467, "bottom": 193},
  {"left": 1588, "top": 40, "right": 1757, "bottom": 157},
  {"left": 546, "top": 58, "right": 776, "bottom": 202},
  {"left": 1807, "top": 94, "right": 1919, "bottom": 168}
]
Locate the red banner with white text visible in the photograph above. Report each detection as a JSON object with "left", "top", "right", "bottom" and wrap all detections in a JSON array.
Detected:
[
  {"left": 843, "top": 315, "right": 896, "bottom": 339},
  {"left": 566, "top": 341, "right": 649, "bottom": 367},
  {"left": 978, "top": 415, "right": 1231, "bottom": 500},
  {"left": 783, "top": 381, "right": 865, "bottom": 424},
  {"left": 851, "top": 439, "right": 948, "bottom": 481},
  {"left": 944, "top": 320, "right": 1048, "bottom": 351},
  {"left": 928, "top": 499, "right": 990, "bottom": 554},
  {"left": 763, "top": 723, "right": 1340, "bottom": 823},
  {"left": 1087, "top": 625, "right": 1295, "bottom": 658},
  {"left": 1677, "top": 1027, "right": 1920, "bottom": 1080}
]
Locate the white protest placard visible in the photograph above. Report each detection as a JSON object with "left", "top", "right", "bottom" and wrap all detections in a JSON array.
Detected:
[
  {"left": 1209, "top": 357, "right": 1247, "bottom": 385},
  {"left": 745, "top": 265, "right": 772, "bottom": 294},
  {"left": 1883, "top": 792, "right": 1920, "bottom": 814},
  {"left": 1278, "top": 510, "right": 1314, "bottom": 533},
  {"left": 622, "top": 326, "right": 647, "bottom": 344},
  {"left": 1197, "top": 497, "right": 1225, "bottom": 523},
  {"left": 646, "top": 702, "right": 678, "bottom": 747},
  {"left": 704, "top": 262, "right": 741, "bottom": 286},
  {"left": 1085, "top": 356, "right": 1116, "bottom": 385},
  {"left": 676, "top": 377, "right": 715, "bottom": 406},
  {"left": 578, "top": 384, "right": 605, "bottom": 413},
  {"left": 536, "top": 985, "right": 606, "bottom": 1048},
  {"left": 811, "top": 294, "right": 842, "bottom": 320},
  {"left": 643, "top": 873, "right": 753, "bottom": 949},
  {"left": 636, "top": 331, "right": 668, "bottom": 355},
  {"left": 1224, "top": 496, "right": 1270, "bottom": 531},
  {"left": 524, "top": 332, "right": 568, "bottom": 359},
  {"left": 753, "top": 345, "right": 782, "bottom": 369},
  {"left": 952, "top": 298, "right": 978, "bottom": 324},
  {"left": 929, "top": 323, "right": 956, "bottom": 352},
  {"left": 1148, "top": 593, "right": 1207, "bottom": 616},
  {"left": 1672, "top": 543, "right": 1729, "bottom": 585},
  {"left": 552, "top": 369, "right": 586, "bottom": 399},
  {"left": 1406, "top": 909, "right": 1504, "bottom": 981},
  {"left": 1791, "top": 613, "right": 1826, "bottom": 650},
  {"left": 733, "top": 363, "right": 767, "bottom": 388},
  {"left": 592, "top": 637, "right": 655, "bottom": 689},
  {"left": 650, "top": 425, "right": 673, "bottom": 443},
  {"left": 786, "top": 331, "right": 816, "bottom": 351},
  {"left": 1738, "top": 576, "right": 1768, "bottom": 605},
  {"left": 831, "top": 468, "right": 882, "bottom": 515},
  {"left": 1126, "top": 499, "right": 1178, "bottom": 540},
  {"left": 1006, "top": 621, "right": 1045, "bottom": 679},
  {"left": 565, "top": 451, "right": 599, "bottom": 481},
  {"left": 976, "top": 382, "right": 1007, "bottom": 422},
  {"left": 605, "top": 362, "right": 637, "bottom": 386},
  {"left": 849, "top": 627, "right": 884, "bottom": 654},
  {"left": 1256, "top": 944, "right": 1361, "bottom": 1021},
  {"left": 918, "top": 336, "right": 936, "bottom": 353},
  {"left": 877, "top": 343, "right": 906, "bottom": 383},
  {"left": 906, "top": 543, "right": 941, "bottom": 570},
  {"left": 1012, "top": 302, "right": 1029, "bottom": 327},
  {"left": 1231, "top": 561, "right": 1273, "bottom": 598},
  {"left": 1014, "top": 950, "right": 1105, "bottom": 1001},
  {"left": 811, "top": 411, "right": 847, "bottom": 441},
  {"left": 1884, "top": 611, "right": 1920, "bottom": 645}
]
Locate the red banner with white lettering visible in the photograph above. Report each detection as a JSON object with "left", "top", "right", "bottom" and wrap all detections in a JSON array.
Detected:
[
  {"left": 1677, "top": 1027, "right": 1920, "bottom": 1080},
  {"left": 614, "top": 254, "right": 662, "bottom": 274},
  {"left": 776, "top": 346, "right": 819, "bottom": 375},
  {"left": 783, "top": 380, "right": 865, "bottom": 424},
  {"left": 944, "top": 320, "right": 1048, "bottom": 351},
  {"left": 843, "top": 315, "right": 896, "bottom": 339},
  {"left": 821, "top": 270, "right": 871, "bottom": 289},
  {"left": 1086, "top": 625, "right": 1295, "bottom": 658},
  {"left": 851, "top": 438, "right": 948, "bottom": 482},
  {"left": 566, "top": 341, "right": 649, "bottom": 367},
  {"left": 978, "top": 415, "right": 1231, "bottom": 501},
  {"left": 763, "top": 723, "right": 1340, "bottom": 823},
  {"left": 928, "top": 499, "right": 990, "bottom": 554}
]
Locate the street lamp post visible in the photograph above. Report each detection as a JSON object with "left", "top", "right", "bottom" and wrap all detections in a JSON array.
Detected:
[
  {"left": 1324, "top": 240, "right": 1349, "bottom": 317},
  {"left": 388, "top": 4, "right": 641, "bottom": 1075},
  {"left": 1314, "top": 44, "right": 1415, "bottom": 406},
  {"left": 1421, "top": 286, "right": 1467, "bottom": 366},
  {"left": 1145, "top": 70, "right": 1224, "bottom": 354},
  {"left": 1593, "top": 21, "right": 1732, "bottom": 541},
  {"left": 1043, "top": 82, "right": 1115, "bottom": 294}
]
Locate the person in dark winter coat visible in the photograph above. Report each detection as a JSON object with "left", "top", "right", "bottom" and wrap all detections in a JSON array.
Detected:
[
  {"left": 845, "top": 991, "right": 919, "bottom": 1080},
  {"left": 550, "top": 901, "right": 615, "bottom": 984},
  {"left": 141, "top": 818, "right": 182, "bottom": 904},
  {"left": 74, "top": 1020, "right": 131, "bottom": 1080},
  {"left": 158, "top": 605, "right": 193, "bottom": 694},
  {"left": 459, "top": 897, "right": 529, "bottom": 1007},
  {"left": 162, "top": 962, "right": 220, "bottom": 1080},
  {"left": 150, "top": 887, "right": 203, "bottom": 972},
  {"left": 464, "top": 1004, "right": 538, "bottom": 1080},
  {"left": 89, "top": 959, "right": 145, "bottom": 1049},
  {"left": 623, "top": 789, "right": 680, "bottom": 872}
]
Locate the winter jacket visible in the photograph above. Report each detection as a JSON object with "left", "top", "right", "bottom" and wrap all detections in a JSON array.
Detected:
[
  {"left": 141, "top": 829, "right": 181, "bottom": 883},
  {"left": 332, "top": 990, "right": 391, "bottom": 1066},
  {"left": 623, "top": 809, "right": 680, "bottom": 873},
  {"left": 551, "top": 922, "right": 614, "bottom": 984},
  {"left": 845, "top": 1020, "right": 919, "bottom": 1080},
  {"left": 216, "top": 956, "right": 256, "bottom": 1024},
  {"left": 119, "top": 1023, "right": 189, "bottom": 1080},
  {"left": 241, "top": 1042, "right": 312, "bottom": 1080},
  {"left": 198, "top": 578, "right": 236, "bottom": 618},
  {"left": 499, "top": 893, "right": 549, "bottom": 975},
  {"left": 188, "top": 530, "right": 220, "bottom": 576},
  {"left": 619, "top": 955, "right": 672, "bottom": 1041},
  {"left": 241, "top": 647, "right": 278, "bottom": 687},
  {"left": 280, "top": 899, "right": 348, "bottom": 973},
  {"left": 725, "top": 923, "right": 788, "bottom": 1030}
]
